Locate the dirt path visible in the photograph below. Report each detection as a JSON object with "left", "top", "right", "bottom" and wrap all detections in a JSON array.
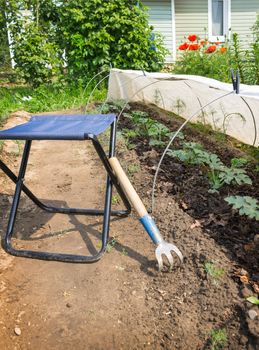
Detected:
[{"left": 0, "top": 112, "right": 257, "bottom": 349}]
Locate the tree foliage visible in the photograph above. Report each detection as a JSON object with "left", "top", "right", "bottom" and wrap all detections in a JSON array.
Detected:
[
  {"left": 0, "top": 1, "right": 10, "bottom": 69},
  {"left": 1, "top": 0, "right": 168, "bottom": 85},
  {"left": 58, "top": 0, "right": 168, "bottom": 78}
]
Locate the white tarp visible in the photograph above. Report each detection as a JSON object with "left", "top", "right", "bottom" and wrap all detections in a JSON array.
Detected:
[{"left": 108, "top": 68, "right": 259, "bottom": 147}]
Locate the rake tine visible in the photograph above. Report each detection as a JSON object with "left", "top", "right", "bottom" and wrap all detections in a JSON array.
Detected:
[
  {"left": 155, "top": 250, "right": 164, "bottom": 271},
  {"left": 169, "top": 244, "right": 183, "bottom": 263}
]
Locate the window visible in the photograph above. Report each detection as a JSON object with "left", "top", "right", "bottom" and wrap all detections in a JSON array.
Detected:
[{"left": 208, "top": 0, "right": 231, "bottom": 42}]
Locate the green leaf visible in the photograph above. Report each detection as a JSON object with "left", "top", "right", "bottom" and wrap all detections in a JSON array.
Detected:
[
  {"left": 246, "top": 296, "right": 259, "bottom": 305},
  {"left": 225, "top": 195, "right": 259, "bottom": 220}
]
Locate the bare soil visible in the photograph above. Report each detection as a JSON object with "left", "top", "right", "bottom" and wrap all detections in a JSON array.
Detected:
[{"left": 0, "top": 108, "right": 258, "bottom": 349}]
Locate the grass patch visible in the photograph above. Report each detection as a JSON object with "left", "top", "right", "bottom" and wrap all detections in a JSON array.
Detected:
[
  {"left": 204, "top": 261, "right": 225, "bottom": 282},
  {"left": 208, "top": 328, "right": 227, "bottom": 350},
  {"left": 0, "top": 82, "right": 107, "bottom": 126}
]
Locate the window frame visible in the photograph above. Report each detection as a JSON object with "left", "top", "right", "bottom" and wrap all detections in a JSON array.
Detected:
[{"left": 208, "top": 0, "right": 231, "bottom": 42}]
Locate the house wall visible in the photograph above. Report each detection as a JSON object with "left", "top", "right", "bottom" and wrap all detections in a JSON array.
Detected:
[
  {"left": 174, "top": 0, "right": 208, "bottom": 49},
  {"left": 231, "top": 0, "right": 259, "bottom": 47},
  {"left": 142, "top": 0, "right": 174, "bottom": 61},
  {"left": 143, "top": 0, "right": 259, "bottom": 62}
]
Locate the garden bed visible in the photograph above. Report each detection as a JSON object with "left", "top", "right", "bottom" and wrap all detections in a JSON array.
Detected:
[
  {"left": 119, "top": 102, "right": 259, "bottom": 275},
  {"left": 0, "top": 105, "right": 258, "bottom": 349}
]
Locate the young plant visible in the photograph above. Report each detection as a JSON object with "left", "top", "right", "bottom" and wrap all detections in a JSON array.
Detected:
[
  {"left": 225, "top": 196, "right": 259, "bottom": 220},
  {"left": 204, "top": 262, "right": 225, "bottom": 281},
  {"left": 168, "top": 142, "right": 252, "bottom": 192},
  {"left": 209, "top": 328, "right": 227, "bottom": 350},
  {"left": 148, "top": 122, "right": 171, "bottom": 147},
  {"left": 246, "top": 296, "right": 259, "bottom": 305},
  {"left": 112, "top": 195, "right": 120, "bottom": 205},
  {"left": 106, "top": 237, "right": 117, "bottom": 253},
  {"left": 126, "top": 110, "right": 171, "bottom": 147}
]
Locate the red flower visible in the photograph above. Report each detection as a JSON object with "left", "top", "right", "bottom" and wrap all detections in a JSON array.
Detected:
[
  {"left": 178, "top": 42, "right": 189, "bottom": 50},
  {"left": 220, "top": 47, "right": 227, "bottom": 53},
  {"left": 205, "top": 45, "right": 217, "bottom": 53},
  {"left": 213, "top": 41, "right": 220, "bottom": 45},
  {"left": 188, "top": 34, "right": 197, "bottom": 42},
  {"left": 200, "top": 39, "right": 208, "bottom": 46},
  {"left": 189, "top": 44, "right": 200, "bottom": 51}
]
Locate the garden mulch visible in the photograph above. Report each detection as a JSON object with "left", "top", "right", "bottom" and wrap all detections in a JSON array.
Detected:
[{"left": 0, "top": 108, "right": 258, "bottom": 350}]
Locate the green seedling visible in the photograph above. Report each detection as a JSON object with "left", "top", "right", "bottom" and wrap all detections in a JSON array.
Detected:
[
  {"left": 246, "top": 296, "right": 259, "bottom": 305},
  {"left": 204, "top": 262, "right": 225, "bottom": 281},
  {"left": 126, "top": 110, "right": 172, "bottom": 147},
  {"left": 112, "top": 195, "right": 120, "bottom": 205},
  {"left": 230, "top": 157, "right": 249, "bottom": 168},
  {"left": 121, "top": 248, "right": 128, "bottom": 256},
  {"left": 209, "top": 328, "right": 227, "bottom": 350},
  {"left": 110, "top": 99, "right": 130, "bottom": 112},
  {"left": 127, "top": 163, "right": 140, "bottom": 175},
  {"left": 168, "top": 142, "right": 252, "bottom": 192},
  {"left": 106, "top": 237, "right": 117, "bottom": 253},
  {"left": 122, "top": 128, "right": 139, "bottom": 149},
  {"left": 225, "top": 196, "right": 259, "bottom": 220}
]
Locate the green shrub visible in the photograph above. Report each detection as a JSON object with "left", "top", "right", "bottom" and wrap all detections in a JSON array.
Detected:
[
  {"left": 58, "top": 0, "right": 168, "bottom": 79},
  {"left": 13, "top": 22, "right": 62, "bottom": 87},
  {"left": 0, "top": 7, "right": 10, "bottom": 70}
]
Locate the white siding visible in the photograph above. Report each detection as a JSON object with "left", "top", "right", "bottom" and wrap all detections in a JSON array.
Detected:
[
  {"left": 231, "top": 0, "right": 259, "bottom": 48},
  {"left": 142, "top": 0, "right": 173, "bottom": 62},
  {"left": 175, "top": 0, "right": 208, "bottom": 49}
]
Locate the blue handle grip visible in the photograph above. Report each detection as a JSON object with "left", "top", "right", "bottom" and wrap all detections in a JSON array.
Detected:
[{"left": 139, "top": 214, "right": 163, "bottom": 245}]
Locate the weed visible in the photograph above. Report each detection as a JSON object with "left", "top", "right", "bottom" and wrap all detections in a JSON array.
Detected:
[
  {"left": 204, "top": 262, "right": 225, "bottom": 281},
  {"left": 112, "top": 195, "right": 120, "bottom": 205},
  {"left": 127, "top": 163, "right": 140, "bottom": 175},
  {"left": 121, "top": 248, "right": 128, "bottom": 256},
  {"left": 106, "top": 237, "right": 117, "bottom": 253},
  {"left": 208, "top": 328, "right": 227, "bottom": 350},
  {"left": 225, "top": 196, "right": 259, "bottom": 220}
]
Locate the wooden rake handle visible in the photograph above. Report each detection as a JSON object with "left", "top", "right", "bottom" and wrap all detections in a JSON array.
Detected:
[{"left": 109, "top": 157, "right": 148, "bottom": 218}]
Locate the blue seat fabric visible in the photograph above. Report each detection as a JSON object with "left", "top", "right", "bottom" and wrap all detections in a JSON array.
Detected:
[{"left": 0, "top": 114, "right": 116, "bottom": 140}]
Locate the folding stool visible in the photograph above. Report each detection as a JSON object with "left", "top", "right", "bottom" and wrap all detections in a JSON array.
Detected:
[{"left": 0, "top": 114, "right": 131, "bottom": 262}]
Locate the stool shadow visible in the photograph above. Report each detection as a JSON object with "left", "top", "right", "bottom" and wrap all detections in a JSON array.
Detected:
[{"left": 0, "top": 194, "right": 155, "bottom": 276}]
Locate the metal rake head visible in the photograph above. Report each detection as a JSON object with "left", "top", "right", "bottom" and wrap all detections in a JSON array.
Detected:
[{"left": 155, "top": 241, "right": 183, "bottom": 271}]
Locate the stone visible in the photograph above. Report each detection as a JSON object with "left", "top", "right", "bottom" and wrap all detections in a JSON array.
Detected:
[
  {"left": 240, "top": 268, "right": 249, "bottom": 276},
  {"left": 248, "top": 309, "right": 258, "bottom": 320},
  {"left": 240, "top": 286, "right": 252, "bottom": 298},
  {"left": 14, "top": 327, "right": 21, "bottom": 336}
]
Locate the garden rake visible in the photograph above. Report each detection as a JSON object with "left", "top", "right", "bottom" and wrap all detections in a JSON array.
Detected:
[{"left": 109, "top": 157, "right": 183, "bottom": 271}]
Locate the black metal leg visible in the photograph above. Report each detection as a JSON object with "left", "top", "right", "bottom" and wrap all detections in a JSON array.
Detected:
[
  {"left": 100, "top": 120, "right": 116, "bottom": 248},
  {"left": 0, "top": 122, "right": 132, "bottom": 263},
  {"left": 4, "top": 140, "right": 32, "bottom": 253}
]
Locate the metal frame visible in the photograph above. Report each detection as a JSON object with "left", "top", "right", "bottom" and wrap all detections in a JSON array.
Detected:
[{"left": 0, "top": 119, "right": 131, "bottom": 263}]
